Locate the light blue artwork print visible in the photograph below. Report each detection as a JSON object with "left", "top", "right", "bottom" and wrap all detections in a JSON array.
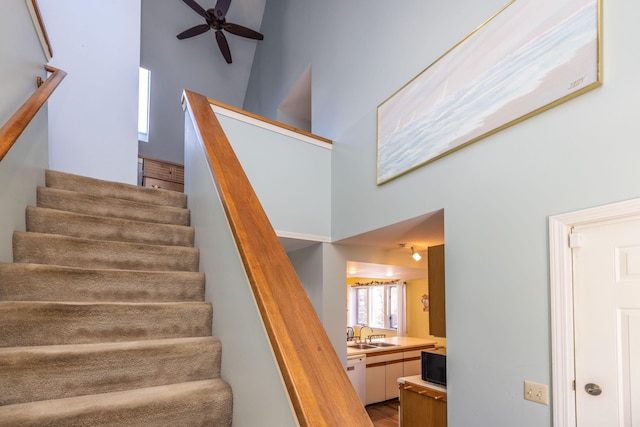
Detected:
[{"left": 376, "top": 0, "right": 601, "bottom": 184}]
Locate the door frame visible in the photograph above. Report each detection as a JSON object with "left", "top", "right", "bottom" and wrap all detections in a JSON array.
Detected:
[{"left": 549, "top": 197, "right": 640, "bottom": 427}]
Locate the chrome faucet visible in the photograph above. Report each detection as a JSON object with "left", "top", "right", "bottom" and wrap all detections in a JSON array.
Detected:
[
  {"left": 359, "top": 325, "right": 374, "bottom": 343},
  {"left": 346, "top": 326, "right": 355, "bottom": 342}
]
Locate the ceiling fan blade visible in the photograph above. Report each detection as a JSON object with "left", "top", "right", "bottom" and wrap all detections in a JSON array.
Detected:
[
  {"left": 215, "top": 30, "right": 232, "bottom": 63},
  {"left": 213, "top": 0, "right": 232, "bottom": 20},
  {"left": 182, "top": 0, "right": 208, "bottom": 18},
  {"left": 177, "top": 24, "right": 210, "bottom": 39},
  {"left": 224, "top": 23, "right": 264, "bottom": 40}
]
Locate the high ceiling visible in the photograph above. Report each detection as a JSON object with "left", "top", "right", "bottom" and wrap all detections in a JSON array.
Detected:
[
  {"left": 212, "top": 0, "right": 444, "bottom": 279},
  {"left": 176, "top": 0, "right": 266, "bottom": 68}
]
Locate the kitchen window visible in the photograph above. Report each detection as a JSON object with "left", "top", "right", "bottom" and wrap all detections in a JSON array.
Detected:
[{"left": 348, "top": 283, "right": 404, "bottom": 332}]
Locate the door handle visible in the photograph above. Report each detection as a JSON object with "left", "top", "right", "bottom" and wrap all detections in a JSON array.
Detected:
[{"left": 585, "top": 383, "right": 602, "bottom": 396}]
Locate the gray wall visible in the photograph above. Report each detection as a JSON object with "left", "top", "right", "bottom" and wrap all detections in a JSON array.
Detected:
[
  {"left": 0, "top": 0, "right": 51, "bottom": 261},
  {"left": 288, "top": 244, "right": 324, "bottom": 319},
  {"left": 216, "top": 113, "right": 331, "bottom": 239},
  {"left": 244, "top": 0, "right": 640, "bottom": 426},
  {"left": 139, "top": 0, "right": 265, "bottom": 164},
  {"left": 39, "top": 0, "right": 140, "bottom": 184}
]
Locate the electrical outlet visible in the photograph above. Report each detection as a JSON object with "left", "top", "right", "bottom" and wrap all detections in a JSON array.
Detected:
[{"left": 524, "top": 380, "right": 549, "bottom": 405}]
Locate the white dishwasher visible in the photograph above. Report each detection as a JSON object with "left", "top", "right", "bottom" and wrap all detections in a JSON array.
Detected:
[{"left": 346, "top": 354, "right": 366, "bottom": 405}]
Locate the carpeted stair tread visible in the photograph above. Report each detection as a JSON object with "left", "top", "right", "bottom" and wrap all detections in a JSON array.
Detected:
[
  {"left": 3, "top": 170, "right": 233, "bottom": 424},
  {"left": 0, "top": 337, "right": 221, "bottom": 406},
  {"left": 26, "top": 206, "right": 195, "bottom": 247},
  {"left": 46, "top": 169, "right": 187, "bottom": 209},
  {"left": 37, "top": 186, "right": 190, "bottom": 226},
  {"left": 0, "top": 301, "right": 212, "bottom": 347},
  {"left": 0, "top": 263, "right": 205, "bottom": 302},
  {"left": 13, "top": 232, "right": 200, "bottom": 272},
  {"left": 0, "top": 378, "right": 232, "bottom": 427}
]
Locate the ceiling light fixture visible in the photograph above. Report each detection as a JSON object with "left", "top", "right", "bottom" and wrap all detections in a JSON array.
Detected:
[{"left": 411, "top": 247, "right": 422, "bottom": 262}]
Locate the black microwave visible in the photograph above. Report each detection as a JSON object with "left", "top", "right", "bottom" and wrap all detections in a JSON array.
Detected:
[{"left": 421, "top": 350, "right": 447, "bottom": 387}]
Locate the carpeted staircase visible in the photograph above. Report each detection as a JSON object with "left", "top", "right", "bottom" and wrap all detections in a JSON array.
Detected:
[{"left": 0, "top": 170, "right": 232, "bottom": 426}]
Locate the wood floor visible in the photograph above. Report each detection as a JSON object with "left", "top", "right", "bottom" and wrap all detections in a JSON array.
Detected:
[{"left": 366, "top": 399, "right": 399, "bottom": 427}]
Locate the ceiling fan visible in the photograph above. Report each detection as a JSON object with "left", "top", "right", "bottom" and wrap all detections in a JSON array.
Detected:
[{"left": 177, "top": 0, "right": 264, "bottom": 64}]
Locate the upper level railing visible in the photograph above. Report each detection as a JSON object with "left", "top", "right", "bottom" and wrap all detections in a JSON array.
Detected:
[
  {"left": 0, "top": 65, "right": 66, "bottom": 162},
  {"left": 182, "top": 90, "right": 373, "bottom": 427},
  {"left": 207, "top": 98, "right": 332, "bottom": 146}
]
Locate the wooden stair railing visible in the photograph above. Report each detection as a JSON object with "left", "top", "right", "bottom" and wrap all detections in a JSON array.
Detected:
[
  {"left": 0, "top": 65, "right": 67, "bottom": 162},
  {"left": 182, "top": 90, "right": 373, "bottom": 427}
]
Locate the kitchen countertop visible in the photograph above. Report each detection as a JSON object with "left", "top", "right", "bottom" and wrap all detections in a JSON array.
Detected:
[{"left": 346, "top": 336, "right": 438, "bottom": 356}]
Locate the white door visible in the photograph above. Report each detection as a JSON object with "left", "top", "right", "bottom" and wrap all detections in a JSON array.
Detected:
[{"left": 572, "top": 216, "right": 640, "bottom": 426}]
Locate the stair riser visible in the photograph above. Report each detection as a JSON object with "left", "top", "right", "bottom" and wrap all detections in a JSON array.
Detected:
[
  {"left": 26, "top": 206, "right": 194, "bottom": 247},
  {"left": 0, "top": 302, "right": 212, "bottom": 347},
  {"left": 0, "top": 379, "right": 232, "bottom": 427},
  {"left": 46, "top": 170, "right": 188, "bottom": 209},
  {"left": 0, "top": 338, "right": 221, "bottom": 406},
  {"left": 13, "top": 232, "right": 200, "bottom": 272},
  {"left": 0, "top": 264, "right": 205, "bottom": 302},
  {"left": 26, "top": 207, "right": 195, "bottom": 247},
  {"left": 38, "top": 187, "right": 191, "bottom": 226}
]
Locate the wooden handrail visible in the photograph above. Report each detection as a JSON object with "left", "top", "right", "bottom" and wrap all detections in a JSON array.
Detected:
[
  {"left": 0, "top": 65, "right": 67, "bottom": 162},
  {"left": 183, "top": 90, "right": 372, "bottom": 427}
]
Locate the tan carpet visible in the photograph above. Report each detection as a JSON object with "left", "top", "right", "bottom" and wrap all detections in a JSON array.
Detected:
[{"left": 0, "top": 170, "right": 232, "bottom": 426}]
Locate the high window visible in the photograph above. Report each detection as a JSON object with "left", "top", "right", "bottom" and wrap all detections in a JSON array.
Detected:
[{"left": 138, "top": 67, "right": 151, "bottom": 142}]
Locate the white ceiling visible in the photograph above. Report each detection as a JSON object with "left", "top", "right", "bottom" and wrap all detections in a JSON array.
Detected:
[
  {"left": 178, "top": 0, "right": 266, "bottom": 69},
  {"left": 346, "top": 261, "right": 427, "bottom": 280},
  {"left": 334, "top": 209, "right": 444, "bottom": 252},
  {"left": 280, "top": 209, "right": 444, "bottom": 280},
  {"left": 339, "top": 209, "right": 444, "bottom": 280}
]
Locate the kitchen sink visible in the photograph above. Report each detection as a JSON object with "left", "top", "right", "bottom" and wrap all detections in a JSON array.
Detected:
[
  {"left": 369, "top": 342, "right": 398, "bottom": 347},
  {"left": 348, "top": 344, "right": 377, "bottom": 350}
]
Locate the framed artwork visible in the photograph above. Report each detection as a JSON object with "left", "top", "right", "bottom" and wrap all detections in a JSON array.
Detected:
[
  {"left": 376, "top": 0, "right": 602, "bottom": 185},
  {"left": 26, "top": 0, "right": 53, "bottom": 61}
]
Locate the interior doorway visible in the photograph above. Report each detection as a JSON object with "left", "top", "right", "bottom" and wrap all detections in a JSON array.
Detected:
[{"left": 339, "top": 210, "right": 445, "bottom": 341}]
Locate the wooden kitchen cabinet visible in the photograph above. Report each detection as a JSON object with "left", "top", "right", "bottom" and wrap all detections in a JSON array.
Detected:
[
  {"left": 140, "top": 156, "right": 184, "bottom": 192},
  {"left": 428, "top": 244, "right": 446, "bottom": 338},
  {"left": 399, "top": 380, "right": 447, "bottom": 427}
]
